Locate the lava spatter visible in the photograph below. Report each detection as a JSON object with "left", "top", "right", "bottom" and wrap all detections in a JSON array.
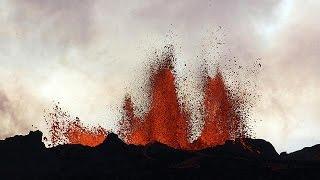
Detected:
[
  {"left": 196, "top": 70, "right": 239, "bottom": 147},
  {"left": 119, "top": 53, "right": 190, "bottom": 149},
  {"left": 65, "top": 119, "right": 107, "bottom": 147},
  {"left": 45, "top": 105, "right": 107, "bottom": 147},
  {"left": 119, "top": 47, "right": 249, "bottom": 150}
]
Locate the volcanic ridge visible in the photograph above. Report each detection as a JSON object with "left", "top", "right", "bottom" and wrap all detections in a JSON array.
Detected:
[{"left": 1, "top": 130, "right": 320, "bottom": 179}]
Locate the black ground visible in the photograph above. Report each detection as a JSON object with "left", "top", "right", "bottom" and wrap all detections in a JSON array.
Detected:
[{"left": 1, "top": 131, "right": 320, "bottom": 179}]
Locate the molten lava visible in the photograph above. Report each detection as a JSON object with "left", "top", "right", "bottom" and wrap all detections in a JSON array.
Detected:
[
  {"left": 119, "top": 56, "right": 246, "bottom": 150},
  {"left": 47, "top": 107, "right": 107, "bottom": 147},
  {"left": 65, "top": 120, "right": 107, "bottom": 147},
  {"left": 47, "top": 48, "right": 247, "bottom": 150},
  {"left": 120, "top": 67, "right": 190, "bottom": 149},
  {"left": 194, "top": 71, "right": 238, "bottom": 147}
]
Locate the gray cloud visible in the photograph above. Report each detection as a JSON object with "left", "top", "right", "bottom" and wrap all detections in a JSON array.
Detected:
[{"left": 8, "top": 0, "right": 95, "bottom": 49}]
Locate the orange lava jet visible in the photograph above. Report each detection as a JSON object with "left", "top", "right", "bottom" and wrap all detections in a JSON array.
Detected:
[
  {"left": 65, "top": 120, "right": 107, "bottom": 147},
  {"left": 193, "top": 71, "right": 245, "bottom": 148},
  {"left": 46, "top": 106, "right": 107, "bottom": 147},
  {"left": 119, "top": 51, "right": 247, "bottom": 150},
  {"left": 119, "top": 66, "right": 190, "bottom": 149}
]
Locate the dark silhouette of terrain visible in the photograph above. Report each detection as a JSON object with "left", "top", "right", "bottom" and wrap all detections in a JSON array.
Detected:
[{"left": 1, "top": 131, "right": 320, "bottom": 179}]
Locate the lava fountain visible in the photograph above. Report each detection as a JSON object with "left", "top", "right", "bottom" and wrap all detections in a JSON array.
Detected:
[
  {"left": 45, "top": 105, "right": 107, "bottom": 147},
  {"left": 46, "top": 46, "right": 249, "bottom": 149},
  {"left": 118, "top": 47, "right": 248, "bottom": 150}
]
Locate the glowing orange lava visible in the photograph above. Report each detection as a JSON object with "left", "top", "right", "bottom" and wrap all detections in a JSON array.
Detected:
[
  {"left": 65, "top": 120, "right": 107, "bottom": 147},
  {"left": 193, "top": 71, "right": 242, "bottom": 148},
  {"left": 119, "top": 56, "right": 246, "bottom": 150},
  {"left": 47, "top": 108, "right": 107, "bottom": 147},
  {"left": 47, "top": 49, "right": 247, "bottom": 149},
  {"left": 120, "top": 66, "right": 190, "bottom": 149}
]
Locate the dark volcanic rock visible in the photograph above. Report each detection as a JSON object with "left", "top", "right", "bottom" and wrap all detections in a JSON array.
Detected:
[
  {"left": 282, "top": 144, "right": 320, "bottom": 161},
  {"left": 0, "top": 131, "right": 320, "bottom": 179}
]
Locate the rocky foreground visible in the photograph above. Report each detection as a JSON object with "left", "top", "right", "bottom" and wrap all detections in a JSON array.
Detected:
[{"left": 1, "top": 131, "right": 320, "bottom": 179}]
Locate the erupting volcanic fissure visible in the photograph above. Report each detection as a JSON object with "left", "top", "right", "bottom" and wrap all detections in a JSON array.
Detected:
[
  {"left": 119, "top": 66, "right": 191, "bottom": 149},
  {"left": 196, "top": 71, "right": 246, "bottom": 148},
  {"left": 46, "top": 46, "right": 249, "bottom": 149},
  {"left": 118, "top": 50, "right": 247, "bottom": 150}
]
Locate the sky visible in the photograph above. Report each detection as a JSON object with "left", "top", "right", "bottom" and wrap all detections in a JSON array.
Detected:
[{"left": 0, "top": 0, "right": 319, "bottom": 153}]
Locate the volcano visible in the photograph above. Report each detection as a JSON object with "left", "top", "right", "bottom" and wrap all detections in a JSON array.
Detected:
[{"left": 3, "top": 49, "right": 320, "bottom": 179}]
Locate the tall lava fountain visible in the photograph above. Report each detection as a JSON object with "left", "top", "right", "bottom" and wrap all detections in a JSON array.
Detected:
[
  {"left": 118, "top": 46, "right": 248, "bottom": 150},
  {"left": 46, "top": 46, "right": 249, "bottom": 149}
]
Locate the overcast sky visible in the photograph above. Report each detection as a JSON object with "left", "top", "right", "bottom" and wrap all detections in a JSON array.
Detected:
[{"left": 0, "top": 0, "right": 319, "bottom": 153}]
